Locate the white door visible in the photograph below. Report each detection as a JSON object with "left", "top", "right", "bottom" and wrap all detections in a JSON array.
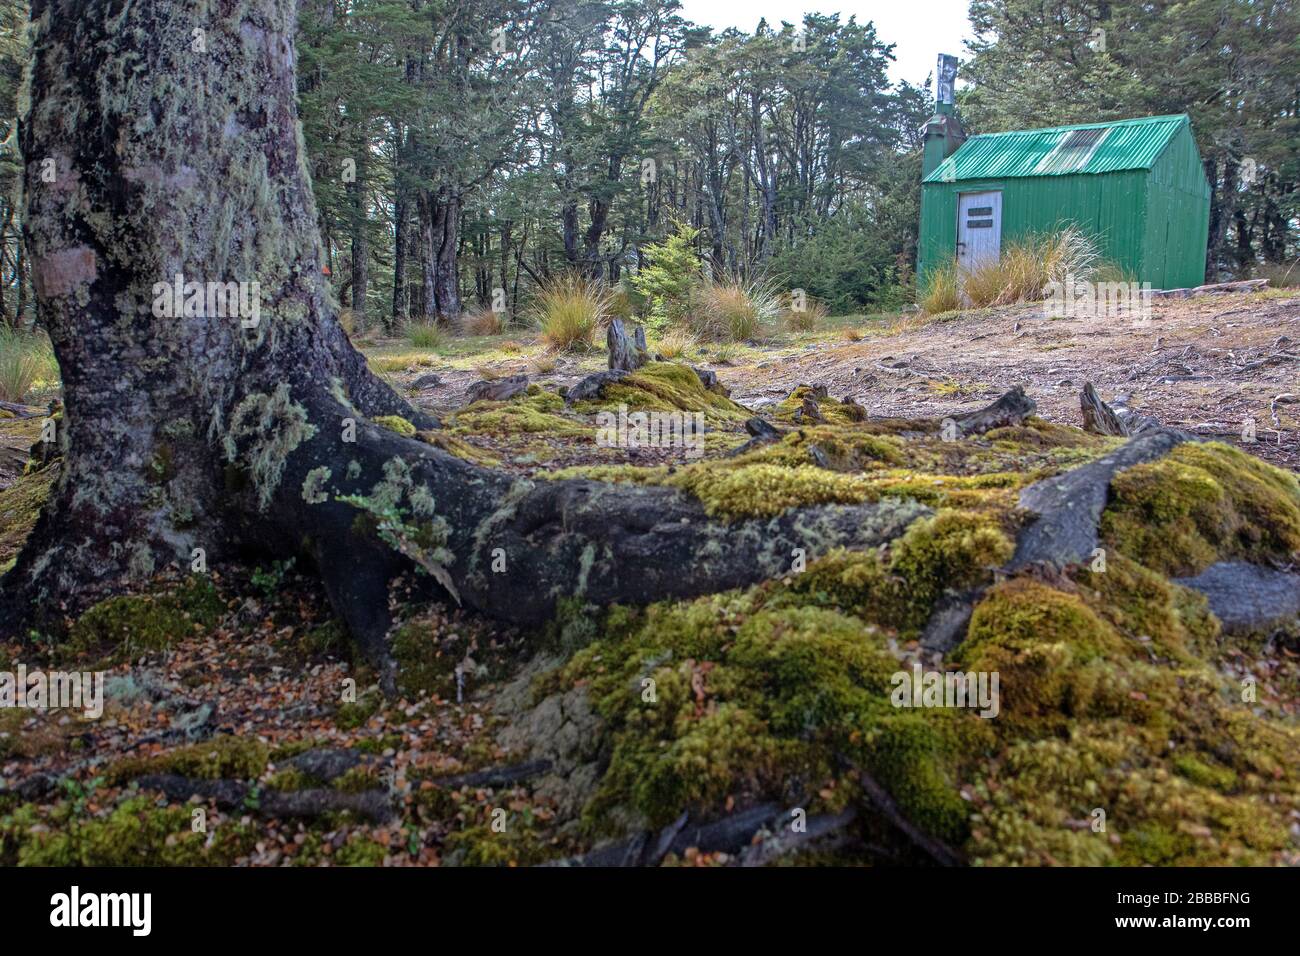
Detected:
[{"left": 957, "top": 191, "right": 1002, "bottom": 273}]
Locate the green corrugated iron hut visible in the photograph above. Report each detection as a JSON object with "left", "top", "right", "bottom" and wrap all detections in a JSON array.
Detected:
[{"left": 918, "top": 107, "right": 1211, "bottom": 290}]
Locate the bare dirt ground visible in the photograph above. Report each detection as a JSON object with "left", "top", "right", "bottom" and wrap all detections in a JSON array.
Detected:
[{"left": 718, "top": 291, "right": 1300, "bottom": 471}]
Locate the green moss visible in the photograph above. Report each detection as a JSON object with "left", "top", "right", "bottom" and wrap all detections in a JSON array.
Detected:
[
  {"left": 0, "top": 462, "right": 55, "bottom": 572},
  {"left": 956, "top": 579, "right": 1127, "bottom": 725},
  {"left": 887, "top": 510, "right": 1014, "bottom": 629},
  {"left": 389, "top": 619, "right": 462, "bottom": 697},
  {"left": 1173, "top": 754, "right": 1238, "bottom": 792},
  {"left": 69, "top": 576, "right": 225, "bottom": 658},
  {"left": 334, "top": 835, "right": 388, "bottom": 866},
  {"left": 417, "top": 431, "right": 501, "bottom": 466},
  {"left": 374, "top": 415, "right": 416, "bottom": 437},
  {"left": 866, "top": 713, "right": 971, "bottom": 844},
  {"left": 771, "top": 510, "right": 1013, "bottom": 636},
  {"left": 336, "top": 691, "right": 382, "bottom": 730},
  {"left": 265, "top": 767, "right": 314, "bottom": 791},
  {"left": 0, "top": 795, "right": 257, "bottom": 866},
  {"left": 572, "top": 362, "right": 750, "bottom": 422},
  {"left": 674, "top": 463, "right": 881, "bottom": 519},
  {"left": 444, "top": 814, "right": 553, "bottom": 867},
  {"left": 771, "top": 385, "right": 868, "bottom": 425},
  {"left": 105, "top": 736, "right": 269, "bottom": 785},
  {"left": 1076, "top": 554, "right": 1219, "bottom": 661},
  {"left": 1101, "top": 441, "right": 1300, "bottom": 576},
  {"left": 333, "top": 766, "right": 383, "bottom": 793},
  {"left": 451, "top": 386, "right": 587, "bottom": 437},
  {"left": 561, "top": 599, "right": 930, "bottom": 833}
]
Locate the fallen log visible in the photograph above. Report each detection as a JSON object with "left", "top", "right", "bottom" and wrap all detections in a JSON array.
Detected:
[
  {"left": 133, "top": 774, "right": 395, "bottom": 823},
  {"left": 951, "top": 385, "right": 1036, "bottom": 435},
  {"left": 462, "top": 374, "right": 530, "bottom": 406},
  {"left": 429, "top": 759, "right": 552, "bottom": 791}
]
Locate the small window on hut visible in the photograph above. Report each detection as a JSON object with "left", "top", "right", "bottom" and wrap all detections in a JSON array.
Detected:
[{"left": 1036, "top": 126, "right": 1111, "bottom": 173}]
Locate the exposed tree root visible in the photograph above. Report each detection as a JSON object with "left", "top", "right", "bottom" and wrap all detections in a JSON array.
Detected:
[
  {"left": 1010, "top": 428, "right": 1191, "bottom": 570},
  {"left": 133, "top": 775, "right": 395, "bottom": 823}
]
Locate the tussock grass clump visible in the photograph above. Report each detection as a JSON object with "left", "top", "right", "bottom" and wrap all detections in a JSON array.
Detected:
[
  {"left": 920, "top": 262, "right": 961, "bottom": 315},
  {"left": 461, "top": 306, "right": 505, "bottom": 336},
  {"left": 529, "top": 354, "right": 558, "bottom": 375},
  {"left": 0, "top": 327, "right": 58, "bottom": 403},
  {"left": 407, "top": 321, "right": 447, "bottom": 350},
  {"left": 981, "top": 226, "right": 1100, "bottom": 307},
  {"left": 654, "top": 328, "right": 696, "bottom": 360},
  {"left": 784, "top": 296, "right": 829, "bottom": 333},
  {"left": 532, "top": 273, "right": 609, "bottom": 352},
  {"left": 687, "top": 277, "right": 782, "bottom": 342},
  {"left": 922, "top": 227, "right": 1102, "bottom": 313}
]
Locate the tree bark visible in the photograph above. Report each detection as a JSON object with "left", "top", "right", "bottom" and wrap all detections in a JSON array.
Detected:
[
  {"left": 0, "top": 0, "right": 925, "bottom": 682},
  {"left": 391, "top": 191, "right": 408, "bottom": 330},
  {"left": 432, "top": 187, "right": 460, "bottom": 320},
  {"left": 415, "top": 188, "right": 436, "bottom": 321},
  {"left": 348, "top": 157, "right": 368, "bottom": 327}
]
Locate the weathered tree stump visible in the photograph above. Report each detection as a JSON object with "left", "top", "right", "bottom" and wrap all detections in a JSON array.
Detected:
[
  {"left": 1079, "top": 382, "right": 1129, "bottom": 436},
  {"left": 608, "top": 318, "right": 649, "bottom": 372}
]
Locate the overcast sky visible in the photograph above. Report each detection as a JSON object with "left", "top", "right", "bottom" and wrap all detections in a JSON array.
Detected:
[{"left": 676, "top": 0, "right": 976, "bottom": 87}]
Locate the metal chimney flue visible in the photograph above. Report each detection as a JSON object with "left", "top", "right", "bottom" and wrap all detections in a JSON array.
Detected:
[
  {"left": 935, "top": 53, "right": 958, "bottom": 109},
  {"left": 921, "top": 53, "right": 965, "bottom": 180}
]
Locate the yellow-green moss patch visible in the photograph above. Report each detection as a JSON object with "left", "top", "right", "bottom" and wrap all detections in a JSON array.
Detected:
[
  {"left": 373, "top": 415, "right": 416, "bottom": 437},
  {"left": 69, "top": 576, "right": 225, "bottom": 658},
  {"left": 1101, "top": 441, "right": 1300, "bottom": 576}
]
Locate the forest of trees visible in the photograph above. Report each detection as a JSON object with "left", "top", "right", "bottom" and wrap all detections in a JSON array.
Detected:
[{"left": 0, "top": 0, "right": 1296, "bottom": 331}]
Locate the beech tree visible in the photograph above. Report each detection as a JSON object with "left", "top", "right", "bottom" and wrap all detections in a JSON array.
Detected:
[{"left": 0, "top": 0, "right": 917, "bottom": 683}]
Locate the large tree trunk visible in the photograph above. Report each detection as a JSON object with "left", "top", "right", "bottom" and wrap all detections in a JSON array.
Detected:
[
  {"left": 349, "top": 175, "right": 368, "bottom": 325},
  {"left": 432, "top": 187, "right": 460, "bottom": 320},
  {"left": 391, "top": 190, "right": 408, "bottom": 331},
  {"left": 0, "top": 0, "right": 917, "bottom": 682},
  {"left": 415, "top": 188, "right": 436, "bottom": 321}
]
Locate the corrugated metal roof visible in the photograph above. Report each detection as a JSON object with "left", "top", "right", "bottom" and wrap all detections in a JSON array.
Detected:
[{"left": 922, "top": 114, "right": 1189, "bottom": 184}]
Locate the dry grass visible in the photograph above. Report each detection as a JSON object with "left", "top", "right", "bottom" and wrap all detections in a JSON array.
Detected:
[
  {"left": 687, "top": 277, "right": 782, "bottom": 342},
  {"left": 529, "top": 354, "right": 558, "bottom": 375},
  {"left": 0, "top": 327, "right": 58, "bottom": 403},
  {"left": 1254, "top": 259, "right": 1300, "bottom": 289},
  {"left": 922, "top": 227, "right": 1102, "bottom": 313},
  {"left": 709, "top": 341, "right": 740, "bottom": 364},
  {"left": 532, "top": 273, "right": 608, "bottom": 352},
  {"left": 654, "top": 328, "right": 697, "bottom": 360},
  {"left": 784, "top": 297, "right": 829, "bottom": 333},
  {"left": 461, "top": 306, "right": 505, "bottom": 336},
  {"left": 920, "top": 261, "right": 962, "bottom": 315}
]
